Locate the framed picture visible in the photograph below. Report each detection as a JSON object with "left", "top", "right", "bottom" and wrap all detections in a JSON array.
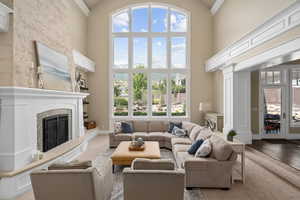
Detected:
[{"left": 34, "top": 41, "right": 72, "bottom": 90}]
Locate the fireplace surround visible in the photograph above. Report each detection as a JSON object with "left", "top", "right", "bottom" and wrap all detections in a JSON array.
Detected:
[
  {"left": 37, "top": 109, "right": 72, "bottom": 152},
  {"left": 0, "top": 87, "right": 88, "bottom": 172}
]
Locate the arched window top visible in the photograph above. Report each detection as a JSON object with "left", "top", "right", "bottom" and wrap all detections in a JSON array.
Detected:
[
  {"left": 112, "top": 4, "right": 189, "bottom": 33},
  {"left": 110, "top": 3, "right": 190, "bottom": 119}
]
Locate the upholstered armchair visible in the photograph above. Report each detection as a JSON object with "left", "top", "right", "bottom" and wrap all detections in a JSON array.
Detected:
[
  {"left": 123, "top": 158, "right": 185, "bottom": 200},
  {"left": 30, "top": 159, "right": 113, "bottom": 200}
]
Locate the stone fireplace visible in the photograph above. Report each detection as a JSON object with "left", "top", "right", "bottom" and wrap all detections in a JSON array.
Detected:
[{"left": 37, "top": 109, "right": 72, "bottom": 152}]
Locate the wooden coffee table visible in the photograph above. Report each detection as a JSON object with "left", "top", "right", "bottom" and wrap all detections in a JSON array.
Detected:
[{"left": 111, "top": 141, "right": 161, "bottom": 172}]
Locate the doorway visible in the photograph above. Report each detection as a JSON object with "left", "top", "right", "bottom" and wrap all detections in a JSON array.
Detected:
[{"left": 259, "top": 70, "right": 288, "bottom": 139}]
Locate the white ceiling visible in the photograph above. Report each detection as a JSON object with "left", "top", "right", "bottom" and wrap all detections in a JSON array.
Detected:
[{"left": 84, "top": 0, "right": 215, "bottom": 10}]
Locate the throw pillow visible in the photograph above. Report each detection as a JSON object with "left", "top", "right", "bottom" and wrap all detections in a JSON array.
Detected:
[
  {"left": 196, "top": 127, "right": 213, "bottom": 140},
  {"left": 195, "top": 139, "right": 211, "bottom": 157},
  {"left": 209, "top": 134, "right": 233, "bottom": 161},
  {"left": 187, "top": 139, "right": 204, "bottom": 155},
  {"left": 168, "top": 122, "right": 182, "bottom": 133},
  {"left": 113, "top": 122, "right": 122, "bottom": 134},
  {"left": 121, "top": 121, "right": 133, "bottom": 133},
  {"left": 189, "top": 125, "right": 204, "bottom": 141},
  {"left": 172, "top": 126, "right": 187, "bottom": 137}
]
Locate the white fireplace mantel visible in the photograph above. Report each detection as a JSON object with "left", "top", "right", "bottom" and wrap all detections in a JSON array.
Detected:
[
  {"left": 0, "top": 87, "right": 88, "bottom": 98},
  {"left": 0, "top": 87, "right": 89, "bottom": 172}
]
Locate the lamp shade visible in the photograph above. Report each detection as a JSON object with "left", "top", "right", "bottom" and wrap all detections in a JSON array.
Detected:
[{"left": 199, "top": 102, "right": 212, "bottom": 112}]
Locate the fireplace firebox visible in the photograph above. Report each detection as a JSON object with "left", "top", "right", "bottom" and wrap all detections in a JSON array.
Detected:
[{"left": 43, "top": 114, "right": 69, "bottom": 152}]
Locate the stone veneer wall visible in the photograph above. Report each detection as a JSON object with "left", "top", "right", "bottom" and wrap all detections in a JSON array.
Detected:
[
  {"left": 0, "top": 0, "right": 88, "bottom": 91},
  {"left": 0, "top": 0, "right": 13, "bottom": 86}
]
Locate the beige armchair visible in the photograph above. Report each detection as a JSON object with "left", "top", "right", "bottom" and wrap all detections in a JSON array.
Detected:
[
  {"left": 123, "top": 158, "right": 185, "bottom": 200},
  {"left": 30, "top": 159, "right": 113, "bottom": 200}
]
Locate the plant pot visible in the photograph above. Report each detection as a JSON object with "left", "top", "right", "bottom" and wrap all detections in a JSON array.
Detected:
[{"left": 227, "top": 135, "right": 233, "bottom": 142}]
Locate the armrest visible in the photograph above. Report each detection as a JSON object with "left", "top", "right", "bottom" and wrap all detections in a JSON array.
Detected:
[{"left": 184, "top": 158, "right": 235, "bottom": 171}]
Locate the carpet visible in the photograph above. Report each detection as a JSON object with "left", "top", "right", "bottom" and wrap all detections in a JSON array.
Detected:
[{"left": 96, "top": 148, "right": 206, "bottom": 200}]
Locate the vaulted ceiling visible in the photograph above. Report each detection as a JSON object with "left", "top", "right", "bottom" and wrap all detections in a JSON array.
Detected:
[{"left": 83, "top": 0, "right": 215, "bottom": 10}]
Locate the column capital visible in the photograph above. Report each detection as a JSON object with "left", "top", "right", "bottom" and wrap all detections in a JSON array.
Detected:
[{"left": 222, "top": 63, "right": 236, "bottom": 75}]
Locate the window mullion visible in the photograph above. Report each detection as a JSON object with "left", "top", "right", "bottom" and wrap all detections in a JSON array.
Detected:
[
  {"left": 167, "top": 8, "right": 172, "bottom": 117},
  {"left": 128, "top": 7, "right": 133, "bottom": 117}
]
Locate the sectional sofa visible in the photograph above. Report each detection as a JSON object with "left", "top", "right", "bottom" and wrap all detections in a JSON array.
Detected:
[{"left": 109, "top": 120, "right": 237, "bottom": 189}]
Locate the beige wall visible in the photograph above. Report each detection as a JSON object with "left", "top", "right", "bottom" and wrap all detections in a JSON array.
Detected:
[
  {"left": 213, "top": 0, "right": 297, "bottom": 53},
  {"left": 0, "top": 0, "right": 13, "bottom": 86},
  {"left": 0, "top": 0, "right": 88, "bottom": 91},
  {"left": 87, "top": 0, "right": 214, "bottom": 129},
  {"left": 212, "top": 0, "right": 300, "bottom": 115}
]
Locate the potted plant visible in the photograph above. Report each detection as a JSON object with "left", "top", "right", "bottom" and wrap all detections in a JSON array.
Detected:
[{"left": 227, "top": 130, "right": 237, "bottom": 142}]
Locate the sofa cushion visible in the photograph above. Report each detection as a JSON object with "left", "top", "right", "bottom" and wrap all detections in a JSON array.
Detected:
[
  {"left": 175, "top": 152, "right": 195, "bottom": 168},
  {"left": 182, "top": 121, "right": 197, "bottom": 136},
  {"left": 173, "top": 144, "right": 191, "bottom": 155},
  {"left": 163, "top": 132, "right": 176, "bottom": 141},
  {"left": 133, "top": 132, "right": 149, "bottom": 140},
  {"left": 48, "top": 160, "right": 92, "bottom": 170},
  {"left": 168, "top": 122, "right": 182, "bottom": 133},
  {"left": 121, "top": 121, "right": 133, "bottom": 133},
  {"left": 171, "top": 137, "right": 192, "bottom": 147},
  {"left": 195, "top": 139, "right": 211, "bottom": 157},
  {"left": 133, "top": 121, "right": 148, "bottom": 132},
  {"left": 196, "top": 128, "right": 213, "bottom": 140},
  {"left": 187, "top": 139, "right": 204, "bottom": 155},
  {"left": 148, "top": 121, "right": 166, "bottom": 132},
  {"left": 132, "top": 158, "right": 175, "bottom": 170},
  {"left": 209, "top": 134, "right": 233, "bottom": 161},
  {"left": 189, "top": 125, "right": 204, "bottom": 142},
  {"left": 115, "top": 134, "right": 132, "bottom": 141},
  {"left": 148, "top": 132, "right": 166, "bottom": 141}
]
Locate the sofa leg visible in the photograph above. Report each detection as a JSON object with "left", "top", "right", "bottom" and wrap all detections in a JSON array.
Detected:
[{"left": 186, "top": 187, "right": 193, "bottom": 190}]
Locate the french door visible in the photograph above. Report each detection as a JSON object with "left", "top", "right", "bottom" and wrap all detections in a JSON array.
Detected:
[{"left": 260, "top": 86, "right": 287, "bottom": 138}]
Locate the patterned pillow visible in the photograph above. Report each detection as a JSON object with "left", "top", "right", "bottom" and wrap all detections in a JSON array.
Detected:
[
  {"left": 195, "top": 139, "right": 211, "bottom": 157},
  {"left": 168, "top": 122, "right": 182, "bottom": 133},
  {"left": 172, "top": 126, "right": 187, "bottom": 137},
  {"left": 113, "top": 122, "right": 122, "bottom": 134}
]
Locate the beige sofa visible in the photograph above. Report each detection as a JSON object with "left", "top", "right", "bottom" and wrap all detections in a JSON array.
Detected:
[
  {"left": 110, "top": 120, "right": 237, "bottom": 189},
  {"left": 30, "top": 158, "right": 113, "bottom": 200},
  {"left": 123, "top": 158, "right": 185, "bottom": 200},
  {"left": 110, "top": 120, "right": 195, "bottom": 149}
]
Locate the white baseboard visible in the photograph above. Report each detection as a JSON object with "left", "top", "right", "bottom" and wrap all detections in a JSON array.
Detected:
[
  {"left": 252, "top": 134, "right": 262, "bottom": 140},
  {"left": 251, "top": 133, "right": 300, "bottom": 140}
]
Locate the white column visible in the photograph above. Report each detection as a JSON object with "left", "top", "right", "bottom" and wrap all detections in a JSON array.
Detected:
[{"left": 223, "top": 65, "right": 252, "bottom": 144}]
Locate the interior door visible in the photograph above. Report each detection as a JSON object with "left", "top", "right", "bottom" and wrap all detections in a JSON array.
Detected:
[{"left": 261, "top": 86, "right": 287, "bottom": 138}]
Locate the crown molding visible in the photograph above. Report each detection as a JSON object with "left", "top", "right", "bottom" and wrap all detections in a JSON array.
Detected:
[
  {"left": 73, "top": 0, "right": 90, "bottom": 16},
  {"left": 206, "top": 1, "right": 300, "bottom": 72},
  {"left": 211, "top": 0, "right": 224, "bottom": 15}
]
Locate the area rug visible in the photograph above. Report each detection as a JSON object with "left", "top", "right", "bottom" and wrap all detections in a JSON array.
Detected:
[{"left": 96, "top": 149, "right": 206, "bottom": 200}]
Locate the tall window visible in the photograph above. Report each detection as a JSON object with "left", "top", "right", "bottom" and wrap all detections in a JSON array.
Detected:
[{"left": 111, "top": 4, "right": 190, "bottom": 118}]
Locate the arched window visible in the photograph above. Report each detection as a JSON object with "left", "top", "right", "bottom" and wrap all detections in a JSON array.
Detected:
[{"left": 110, "top": 3, "right": 190, "bottom": 119}]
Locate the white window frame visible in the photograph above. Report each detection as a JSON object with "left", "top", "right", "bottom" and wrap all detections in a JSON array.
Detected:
[
  {"left": 109, "top": 3, "right": 191, "bottom": 123},
  {"left": 290, "top": 68, "right": 300, "bottom": 127}
]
